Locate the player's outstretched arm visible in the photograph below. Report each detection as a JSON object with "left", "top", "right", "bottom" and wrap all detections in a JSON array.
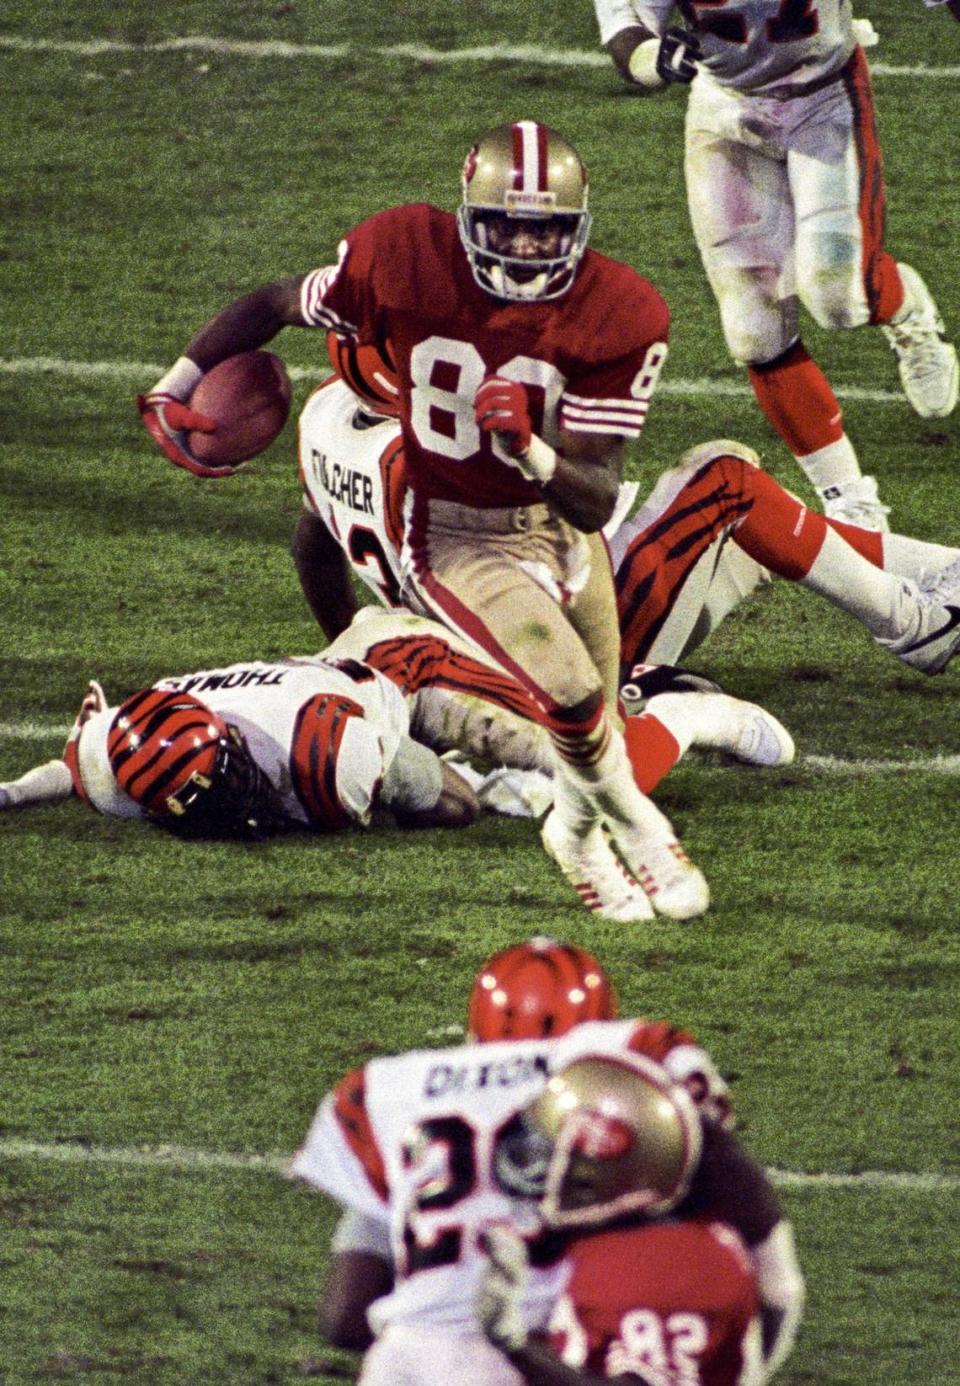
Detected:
[
  {"left": 382, "top": 739, "right": 480, "bottom": 829},
  {"left": 181, "top": 276, "right": 309, "bottom": 369},
  {"left": 291, "top": 511, "right": 361, "bottom": 641},
  {"left": 139, "top": 275, "right": 308, "bottom": 475},
  {"left": 0, "top": 759, "right": 73, "bottom": 811}
]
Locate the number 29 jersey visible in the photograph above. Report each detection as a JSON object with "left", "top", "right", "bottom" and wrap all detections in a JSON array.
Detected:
[{"left": 289, "top": 1018, "right": 727, "bottom": 1335}]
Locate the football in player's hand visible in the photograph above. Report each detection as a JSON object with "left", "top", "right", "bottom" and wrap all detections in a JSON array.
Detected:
[{"left": 187, "top": 351, "right": 292, "bottom": 466}]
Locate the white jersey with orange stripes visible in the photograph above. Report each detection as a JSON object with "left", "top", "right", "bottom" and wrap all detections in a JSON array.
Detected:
[
  {"left": 325, "top": 608, "right": 552, "bottom": 773},
  {"left": 289, "top": 1018, "right": 729, "bottom": 1338},
  {"left": 597, "top": 0, "right": 855, "bottom": 94},
  {"left": 70, "top": 656, "right": 409, "bottom": 829},
  {"left": 299, "top": 377, "right": 407, "bottom": 610}
]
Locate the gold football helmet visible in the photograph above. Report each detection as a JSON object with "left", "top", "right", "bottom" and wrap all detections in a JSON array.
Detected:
[
  {"left": 496, "top": 1052, "right": 702, "bottom": 1228},
  {"left": 457, "top": 120, "right": 592, "bottom": 302}
]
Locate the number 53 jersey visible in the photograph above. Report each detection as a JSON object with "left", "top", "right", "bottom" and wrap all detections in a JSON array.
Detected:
[{"left": 289, "top": 1019, "right": 727, "bottom": 1334}]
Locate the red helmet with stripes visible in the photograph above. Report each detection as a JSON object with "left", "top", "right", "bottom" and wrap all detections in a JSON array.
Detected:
[
  {"left": 457, "top": 121, "right": 592, "bottom": 302},
  {"left": 468, "top": 937, "right": 617, "bottom": 1042},
  {"left": 326, "top": 331, "right": 401, "bottom": 417},
  {"left": 107, "top": 688, "right": 286, "bottom": 838}
]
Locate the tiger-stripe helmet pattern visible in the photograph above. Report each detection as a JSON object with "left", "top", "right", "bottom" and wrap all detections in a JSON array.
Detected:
[
  {"left": 326, "top": 330, "right": 401, "bottom": 417},
  {"left": 107, "top": 688, "right": 285, "bottom": 839},
  {"left": 468, "top": 936, "right": 617, "bottom": 1042}
]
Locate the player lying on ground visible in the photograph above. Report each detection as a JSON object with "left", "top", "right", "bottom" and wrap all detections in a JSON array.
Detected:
[
  {"left": 592, "top": 0, "right": 959, "bottom": 532},
  {"left": 477, "top": 1050, "right": 803, "bottom": 1385},
  {"left": 0, "top": 651, "right": 478, "bottom": 838},
  {"left": 291, "top": 937, "right": 801, "bottom": 1385},
  {"left": 324, "top": 606, "right": 794, "bottom": 823},
  {"left": 0, "top": 611, "right": 792, "bottom": 904}
]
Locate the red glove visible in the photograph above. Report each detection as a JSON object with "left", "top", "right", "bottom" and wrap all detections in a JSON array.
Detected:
[
  {"left": 473, "top": 376, "right": 532, "bottom": 457},
  {"left": 137, "top": 392, "right": 234, "bottom": 479}
]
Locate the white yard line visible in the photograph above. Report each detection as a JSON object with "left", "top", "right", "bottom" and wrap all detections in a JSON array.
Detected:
[
  {"left": 0, "top": 34, "right": 957, "bottom": 78},
  {"left": 0, "top": 355, "right": 906, "bottom": 405},
  {"left": 0, "top": 721, "right": 958, "bottom": 776},
  {"left": 804, "top": 753, "right": 960, "bottom": 775},
  {"left": 1, "top": 1136, "right": 956, "bottom": 1193}
]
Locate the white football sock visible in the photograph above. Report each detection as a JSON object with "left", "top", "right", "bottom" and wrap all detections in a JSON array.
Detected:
[
  {"left": 801, "top": 525, "right": 921, "bottom": 640},
  {"left": 881, "top": 533, "right": 960, "bottom": 584},
  {"left": 574, "top": 727, "right": 675, "bottom": 838},
  {"left": 796, "top": 435, "right": 862, "bottom": 489}
]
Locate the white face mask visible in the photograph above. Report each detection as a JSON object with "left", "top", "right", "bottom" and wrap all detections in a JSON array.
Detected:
[{"left": 456, "top": 206, "right": 592, "bottom": 302}]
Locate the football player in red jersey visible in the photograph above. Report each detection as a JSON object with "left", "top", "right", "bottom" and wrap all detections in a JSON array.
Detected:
[
  {"left": 594, "top": 0, "right": 958, "bottom": 533},
  {"left": 298, "top": 937, "right": 741, "bottom": 1383},
  {"left": 296, "top": 339, "right": 960, "bottom": 696},
  {"left": 477, "top": 1052, "right": 803, "bottom": 1386},
  {"left": 138, "top": 119, "right": 710, "bottom": 925}
]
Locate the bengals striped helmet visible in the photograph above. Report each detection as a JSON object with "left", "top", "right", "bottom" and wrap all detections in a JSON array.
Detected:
[
  {"left": 457, "top": 121, "right": 592, "bottom": 301},
  {"left": 468, "top": 937, "right": 617, "bottom": 1042},
  {"left": 107, "top": 688, "right": 286, "bottom": 839},
  {"left": 326, "top": 330, "right": 401, "bottom": 417}
]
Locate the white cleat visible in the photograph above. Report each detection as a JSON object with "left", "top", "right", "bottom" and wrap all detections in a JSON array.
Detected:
[
  {"left": 606, "top": 825, "right": 710, "bottom": 921},
  {"left": 703, "top": 693, "right": 796, "bottom": 767},
  {"left": 882, "top": 263, "right": 959, "bottom": 420},
  {"left": 477, "top": 767, "right": 554, "bottom": 819},
  {"left": 818, "top": 475, "right": 891, "bottom": 532},
  {"left": 541, "top": 810, "right": 654, "bottom": 922},
  {"left": 879, "top": 557, "right": 960, "bottom": 675}
]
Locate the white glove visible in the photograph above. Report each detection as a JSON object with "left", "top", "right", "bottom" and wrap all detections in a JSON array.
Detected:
[
  {"left": 852, "top": 16, "right": 879, "bottom": 45},
  {"left": 476, "top": 1227, "right": 529, "bottom": 1352}
]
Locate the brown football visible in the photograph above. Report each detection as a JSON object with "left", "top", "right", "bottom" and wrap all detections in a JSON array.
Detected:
[{"left": 187, "top": 351, "right": 292, "bottom": 466}]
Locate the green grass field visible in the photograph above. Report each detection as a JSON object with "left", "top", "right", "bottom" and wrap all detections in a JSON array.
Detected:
[{"left": 2, "top": 4, "right": 960, "bottom": 1382}]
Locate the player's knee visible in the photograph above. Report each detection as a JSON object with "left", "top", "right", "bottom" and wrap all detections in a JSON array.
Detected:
[
  {"left": 797, "top": 236, "right": 869, "bottom": 330},
  {"left": 720, "top": 296, "right": 795, "bottom": 366}
]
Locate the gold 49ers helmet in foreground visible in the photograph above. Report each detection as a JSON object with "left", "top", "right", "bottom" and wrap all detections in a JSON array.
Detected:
[
  {"left": 457, "top": 120, "right": 592, "bottom": 302},
  {"left": 495, "top": 1052, "right": 702, "bottom": 1228}
]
